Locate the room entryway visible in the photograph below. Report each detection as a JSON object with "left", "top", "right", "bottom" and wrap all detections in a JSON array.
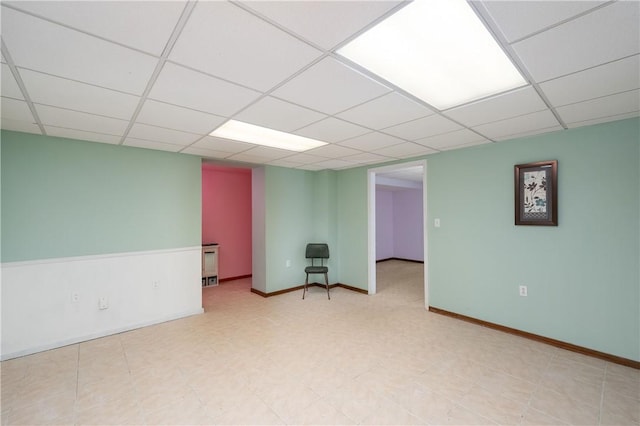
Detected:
[{"left": 367, "top": 160, "right": 428, "bottom": 308}]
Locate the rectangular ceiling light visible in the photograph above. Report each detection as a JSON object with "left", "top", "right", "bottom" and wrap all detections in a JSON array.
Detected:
[
  {"left": 209, "top": 120, "right": 328, "bottom": 152},
  {"left": 337, "top": 0, "right": 527, "bottom": 110}
]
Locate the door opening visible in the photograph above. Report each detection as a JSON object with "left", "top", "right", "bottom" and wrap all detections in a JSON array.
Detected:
[{"left": 367, "top": 160, "right": 428, "bottom": 308}]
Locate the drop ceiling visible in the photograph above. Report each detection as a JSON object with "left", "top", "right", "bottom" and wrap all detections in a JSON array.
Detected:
[{"left": 1, "top": 0, "right": 638, "bottom": 171}]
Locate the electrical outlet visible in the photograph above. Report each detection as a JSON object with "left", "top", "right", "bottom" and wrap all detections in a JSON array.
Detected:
[
  {"left": 71, "top": 292, "right": 80, "bottom": 303},
  {"left": 286, "top": 259, "right": 291, "bottom": 268},
  {"left": 98, "top": 297, "right": 109, "bottom": 310},
  {"left": 519, "top": 285, "right": 528, "bottom": 297},
  {"left": 152, "top": 280, "right": 160, "bottom": 289}
]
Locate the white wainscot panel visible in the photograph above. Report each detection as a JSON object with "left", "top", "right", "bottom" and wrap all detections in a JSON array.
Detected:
[{"left": 1, "top": 247, "right": 203, "bottom": 360}]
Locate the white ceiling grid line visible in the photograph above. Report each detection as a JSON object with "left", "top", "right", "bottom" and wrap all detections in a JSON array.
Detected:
[
  {"left": 468, "top": 1, "right": 568, "bottom": 130},
  {"left": 0, "top": 39, "right": 46, "bottom": 134},
  {"left": 0, "top": 0, "right": 638, "bottom": 171},
  {"left": 119, "top": 1, "right": 198, "bottom": 146}
]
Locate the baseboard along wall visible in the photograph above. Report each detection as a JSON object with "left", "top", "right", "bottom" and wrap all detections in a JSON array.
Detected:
[
  {"left": 220, "top": 274, "right": 252, "bottom": 283},
  {"left": 250, "top": 282, "right": 367, "bottom": 298},
  {"left": 429, "top": 306, "right": 639, "bottom": 370},
  {"left": 376, "top": 257, "right": 424, "bottom": 264}
]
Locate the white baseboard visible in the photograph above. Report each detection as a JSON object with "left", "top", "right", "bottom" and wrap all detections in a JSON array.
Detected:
[{"left": 1, "top": 246, "right": 203, "bottom": 360}]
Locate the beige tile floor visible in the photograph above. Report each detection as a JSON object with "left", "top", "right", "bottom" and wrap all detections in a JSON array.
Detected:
[{"left": 1, "top": 259, "right": 638, "bottom": 425}]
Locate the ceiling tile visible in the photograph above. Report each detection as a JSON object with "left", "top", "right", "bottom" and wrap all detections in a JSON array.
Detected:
[
  {"left": 338, "top": 131, "right": 405, "bottom": 151},
  {"left": 191, "top": 136, "right": 254, "bottom": 154},
  {"left": 1, "top": 97, "right": 35, "bottom": 121},
  {"left": 473, "top": 110, "right": 560, "bottom": 141},
  {"left": 555, "top": 90, "right": 640, "bottom": 125},
  {"left": 374, "top": 142, "right": 436, "bottom": 158},
  {"left": 540, "top": 55, "right": 640, "bottom": 107},
  {"left": 512, "top": 2, "right": 640, "bottom": 82},
  {"left": 180, "top": 146, "right": 234, "bottom": 159},
  {"left": 305, "top": 144, "right": 361, "bottom": 159},
  {"left": 1, "top": 64, "right": 24, "bottom": 99},
  {"left": 377, "top": 166, "right": 423, "bottom": 182},
  {"left": 123, "top": 137, "right": 183, "bottom": 152},
  {"left": 44, "top": 126, "right": 121, "bottom": 145},
  {"left": 170, "top": 1, "right": 321, "bottom": 91},
  {"left": 5, "top": 1, "right": 186, "bottom": 55},
  {"left": 1, "top": 6, "right": 158, "bottom": 94},
  {"left": 295, "top": 117, "right": 370, "bottom": 143},
  {"left": 566, "top": 111, "right": 640, "bottom": 129},
  {"left": 383, "top": 114, "right": 462, "bottom": 141},
  {"left": 415, "top": 129, "right": 489, "bottom": 150},
  {"left": 137, "top": 100, "right": 226, "bottom": 134},
  {"left": 272, "top": 57, "right": 391, "bottom": 115},
  {"left": 494, "top": 125, "right": 564, "bottom": 142},
  {"left": 19, "top": 68, "right": 139, "bottom": 120},
  {"left": 311, "top": 158, "right": 359, "bottom": 170},
  {"left": 148, "top": 63, "right": 261, "bottom": 117},
  {"left": 481, "top": 1, "right": 607, "bottom": 43},
  {"left": 234, "top": 96, "right": 326, "bottom": 132},
  {"left": 279, "top": 153, "right": 328, "bottom": 164},
  {"left": 267, "top": 158, "right": 308, "bottom": 168},
  {"left": 1, "top": 118, "right": 40, "bottom": 134},
  {"left": 239, "top": 1, "right": 402, "bottom": 50},
  {"left": 127, "top": 123, "right": 202, "bottom": 146},
  {"left": 35, "top": 104, "right": 128, "bottom": 135},
  {"left": 337, "top": 92, "right": 433, "bottom": 130},
  {"left": 444, "top": 86, "right": 547, "bottom": 127},
  {"left": 343, "top": 152, "right": 393, "bottom": 165},
  {"left": 228, "top": 146, "right": 292, "bottom": 162},
  {"left": 298, "top": 163, "right": 326, "bottom": 171},
  {"left": 438, "top": 139, "right": 491, "bottom": 152}
]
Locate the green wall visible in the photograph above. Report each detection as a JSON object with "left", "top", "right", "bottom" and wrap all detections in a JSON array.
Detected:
[
  {"left": 332, "top": 118, "right": 639, "bottom": 361},
  {"left": 336, "top": 167, "right": 369, "bottom": 290},
  {"left": 263, "top": 166, "right": 316, "bottom": 292},
  {"left": 1, "top": 131, "right": 201, "bottom": 262},
  {"left": 261, "top": 167, "right": 340, "bottom": 292},
  {"left": 428, "top": 118, "right": 639, "bottom": 361}
]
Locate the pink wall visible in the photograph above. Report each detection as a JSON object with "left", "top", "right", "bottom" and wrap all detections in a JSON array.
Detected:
[{"left": 202, "top": 164, "right": 252, "bottom": 280}]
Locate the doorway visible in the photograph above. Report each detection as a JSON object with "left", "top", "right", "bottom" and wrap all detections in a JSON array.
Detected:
[
  {"left": 367, "top": 160, "right": 428, "bottom": 308},
  {"left": 201, "top": 163, "right": 253, "bottom": 284}
]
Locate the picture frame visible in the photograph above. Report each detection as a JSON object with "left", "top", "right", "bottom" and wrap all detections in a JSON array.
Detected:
[{"left": 515, "top": 160, "right": 558, "bottom": 226}]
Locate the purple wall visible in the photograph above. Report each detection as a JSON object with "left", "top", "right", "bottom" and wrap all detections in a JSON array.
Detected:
[
  {"left": 376, "top": 189, "right": 394, "bottom": 260},
  {"left": 376, "top": 187, "right": 424, "bottom": 261},
  {"left": 393, "top": 189, "right": 424, "bottom": 261}
]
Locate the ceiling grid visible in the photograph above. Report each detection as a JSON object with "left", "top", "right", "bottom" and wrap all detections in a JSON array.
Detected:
[{"left": 0, "top": 0, "right": 637, "bottom": 170}]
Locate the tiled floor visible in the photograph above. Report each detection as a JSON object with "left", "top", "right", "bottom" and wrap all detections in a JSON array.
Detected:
[{"left": 1, "top": 260, "right": 638, "bottom": 425}]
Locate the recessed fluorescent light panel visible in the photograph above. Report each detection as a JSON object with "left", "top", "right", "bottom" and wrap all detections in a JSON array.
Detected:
[
  {"left": 209, "top": 120, "right": 328, "bottom": 152},
  {"left": 337, "top": 0, "right": 527, "bottom": 110}
]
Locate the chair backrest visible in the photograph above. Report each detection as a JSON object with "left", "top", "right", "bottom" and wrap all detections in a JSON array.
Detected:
[{"left": 306, "top": 243, "right": 329, "bottom": 259}]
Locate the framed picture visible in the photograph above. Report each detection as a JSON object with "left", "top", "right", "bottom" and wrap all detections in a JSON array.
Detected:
[{"left": 515, "top": 160, "right": 558, "bottom": 226}]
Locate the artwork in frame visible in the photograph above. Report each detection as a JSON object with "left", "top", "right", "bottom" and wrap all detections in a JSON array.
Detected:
[{"left": 514, "top": 160, "right": 558, "bottom": 226}]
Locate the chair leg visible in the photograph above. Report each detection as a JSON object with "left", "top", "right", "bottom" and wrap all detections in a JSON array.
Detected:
[
  {"left": 325, "top": 272, "right": 330, "bottom": 300},
  {"left": 303, "top": 273, "right": 308, "bottom": 299}
]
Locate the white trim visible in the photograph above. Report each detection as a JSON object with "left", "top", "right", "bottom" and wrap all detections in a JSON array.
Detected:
[
  {"left": 1, "top": 246, "right": 202, "bottom": 268},
  {"left": 1, "top": 246, "right": 203, "bottom": 359},
  {"left": 0, "top": 308, "right": 204, "bottom": 361},
  {"left": 368, "top": 168, "right": 377, "bottom": 295},
  {"left": 367, "top": 159, "right": 428, "bottom": 308}
]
